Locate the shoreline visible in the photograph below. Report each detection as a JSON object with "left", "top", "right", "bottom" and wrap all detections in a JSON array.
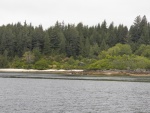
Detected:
[
  {"left": 0, "top": 69, "right": 150, "bottom": 76},
  {"left": 0, "top": 69, "right": 84, "bottom": 75}
]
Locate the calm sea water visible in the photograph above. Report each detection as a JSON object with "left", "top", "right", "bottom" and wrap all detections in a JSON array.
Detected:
[{"left": 0, "top": 73, "right": 150, "bottom": 113}]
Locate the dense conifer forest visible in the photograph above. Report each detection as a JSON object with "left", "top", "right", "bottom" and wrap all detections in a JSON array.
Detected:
[{"left": 0, "top": 15, "right": 150, "bottom": 70}]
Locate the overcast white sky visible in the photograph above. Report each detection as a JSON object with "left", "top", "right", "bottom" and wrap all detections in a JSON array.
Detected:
[{"left": 0, "top": 0, "right": 150, "bottom": 29}]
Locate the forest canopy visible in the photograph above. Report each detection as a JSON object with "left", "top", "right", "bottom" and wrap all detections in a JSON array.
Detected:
[{"left": 0, "top": 15, "right": 150, "bottom": 70}]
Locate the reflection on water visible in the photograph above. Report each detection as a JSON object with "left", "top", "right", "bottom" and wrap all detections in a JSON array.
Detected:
[
  {"left": 0, "top": 72, "right": 150, "bottom": 82},
  {"left": 0, "top": 73, "right": 150, "bottom": 113}
]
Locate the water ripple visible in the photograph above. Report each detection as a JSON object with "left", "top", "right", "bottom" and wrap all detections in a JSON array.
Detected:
[{"left": 0, "top": 74, "right": 150, "bottom": 113}]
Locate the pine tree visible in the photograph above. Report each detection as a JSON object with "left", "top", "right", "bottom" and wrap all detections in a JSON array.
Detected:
[
  {"left": 107, "top": 22, "right": 117, "bottom": 46},
  {"left": 43, "top": 32, "right": 51, "bottom": 55},
  {"left": 129, "top": 15, "right": 141, "bottom": 42},
  {"left": 65, "top": 25, "right": 80, "bottom": 57},
  {"left": 100, "top": 39, "right": 108, "bottom": 52},
  {"left": 58, "top": 32, "right": 66, "bottom": 54}
]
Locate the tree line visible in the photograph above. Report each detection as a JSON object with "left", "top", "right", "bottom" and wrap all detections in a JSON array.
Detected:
[{"left": 0, "top": 15, "right": 150, "bottom": 69}]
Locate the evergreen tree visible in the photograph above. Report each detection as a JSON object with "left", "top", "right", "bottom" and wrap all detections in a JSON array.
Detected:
[
  {"left": 32, "top": 25, "right": 44, "bottom": 51},
  {"left": 90, "top": 43, "right": 100, "bottom": 57},
  {"left": 58, "top": 31, "right": 66, "bottom": 54},
  {"left": 139, "top": 25, "right": 150, "bottom": 44},
  {"left": 84, "top": 37, "right": 90, "bottom": 57},
  {"left": 117, "top": 25, "right": 128, "bottom": 44},
  {"left": 0, "top": 15, "right": 149, "bottom": 67},
  {"left": 107, "top": 22, "right": 117, "bottom": 46},
  {"left": 65, "top": 25, "right": 80, "bottom": 57},
  {"left": 100, "top": 39, "right": 108, "bottom": 52},
  {"left": 43, "top": 32, "right": 51, "bottom": 55},
  {"left": 129, "top": 15, "right": 141, "bottom": 42},
  {"left": 0, "top": 27, "right": 15, "bottom": 57}
]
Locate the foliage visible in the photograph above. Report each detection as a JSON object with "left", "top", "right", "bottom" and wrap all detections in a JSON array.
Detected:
[
  {"left": 135, "top": 44, "right": 150, "bottom": 58},
  {"left": 0, "top": 15, "right": 150, "bottom": 70},
  {"left": 34, "top": 59, "right": 49, "bottom": 70},
  {"left": 99, "top": 43, "right": 132, "bottom": 59},
  {"left": 0, "top": 55, "right": 8, "bottom": 68},
  {"left": 89, "top": 55, "right": 150, "bottom": 70},
  {"left": 23, "top": 51, "right": 35, "bottom": 63}
]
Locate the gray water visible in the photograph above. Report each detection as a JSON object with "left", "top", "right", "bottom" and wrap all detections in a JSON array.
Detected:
[{"left": 0, "top": 73, "right": 150, "bottom": 113}]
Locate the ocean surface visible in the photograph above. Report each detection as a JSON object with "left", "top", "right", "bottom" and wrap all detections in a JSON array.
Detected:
[{"left": 0, "top": 73, "right": 150, "bottom": 113}]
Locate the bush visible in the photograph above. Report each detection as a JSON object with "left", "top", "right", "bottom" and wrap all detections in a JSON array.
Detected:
[
  {"left": 34, "top": 59, "right": 49, "bottom": 70},
  {"left": 0, "top": 55, "right": 8, "bottom": 68},
  {"left": 88, "top": 55, "right": 150, "bottom": 70},
  {"left": 135, "top": 44, "right": 150, "bottom": 58},
  {"left": 99, "top": 43, "right": 132, "bottom": 57},
  {"left": 88, "top": 59, "right": 112, "bottom": 70}
]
